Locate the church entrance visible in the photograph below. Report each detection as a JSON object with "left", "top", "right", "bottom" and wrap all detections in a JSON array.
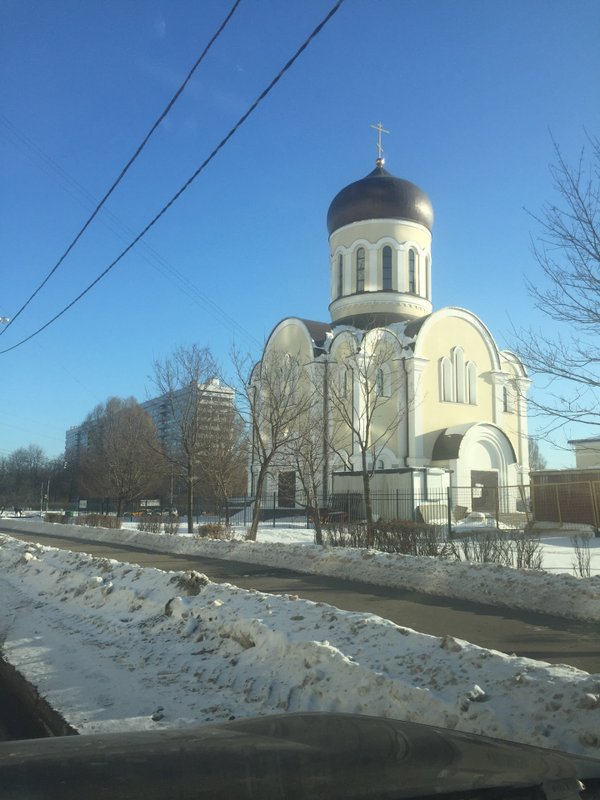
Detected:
[{"left": 470, "top": 469, "right": 498, "bottom": 513}]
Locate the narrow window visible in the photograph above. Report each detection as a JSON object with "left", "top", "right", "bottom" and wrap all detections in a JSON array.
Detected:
[
  {"left": 503, "top": 385, "right": 512, "bottom": 413},
  {"left": 382, "top": 246, "right": 392, "bottom": 290},
  {"left": 337, "top": 254, "right": 343, "bottom": 298},
  {"left": 453, "top": 347, "right": 465, "bottom": 403},
  {"left": 356, "top": 247, "right": 365, "bottom": 293},
  {"left": 441, "top": 357, "right": 453, "bottom": 402},
  {"left": 339, "top": 367, "right": 348, "bottom": 398},
  {"left": 408, "top": 249, "right": 417, "bottom": 293},
  {"left": 376, "top": 368, "right": 384, "bottom": 396},
  {"left": 466, "top": 362, "right": 477, "bottom": 404}
]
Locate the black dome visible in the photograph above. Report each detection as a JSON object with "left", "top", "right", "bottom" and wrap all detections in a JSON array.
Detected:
[{"left": 327, "top": 162, "right": 434, "bottom": 235}]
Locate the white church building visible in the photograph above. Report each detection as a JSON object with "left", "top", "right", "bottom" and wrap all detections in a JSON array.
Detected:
[{"left": 253, "top": 146, "right": 530, "bottom": 519}]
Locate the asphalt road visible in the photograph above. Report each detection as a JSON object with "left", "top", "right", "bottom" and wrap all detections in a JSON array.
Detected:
[{"left": 4, "top": 527, "right": 600, "bottom": 673}]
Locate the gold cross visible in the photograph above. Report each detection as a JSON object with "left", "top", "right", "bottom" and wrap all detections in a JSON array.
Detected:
[{"left": 370, "top": 121, "right": 390, "bottom": 160}]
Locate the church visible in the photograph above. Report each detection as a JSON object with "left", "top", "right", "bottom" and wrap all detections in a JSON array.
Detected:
[{"left": 253, "top": 134, "right": 530, "bottom": 520}]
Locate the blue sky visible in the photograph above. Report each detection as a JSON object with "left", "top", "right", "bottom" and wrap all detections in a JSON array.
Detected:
[{"left": 1, "top": 0, "right": 599, "bottom": 466}]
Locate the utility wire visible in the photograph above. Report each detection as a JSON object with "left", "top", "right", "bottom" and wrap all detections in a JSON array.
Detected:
[
  {"left": 0, "top": 0, "right": 345, "bottom": 356},
  {"left": 0, "top": 0, "right": 242, "bottom": 338},
  {"left": 0, "top": 115, "right": 262, "bottom": 347}
]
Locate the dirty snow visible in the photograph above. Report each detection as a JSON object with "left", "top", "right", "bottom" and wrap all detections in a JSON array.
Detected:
[{"left": 0, "top": 522, "right": 600, "bottom": 757}]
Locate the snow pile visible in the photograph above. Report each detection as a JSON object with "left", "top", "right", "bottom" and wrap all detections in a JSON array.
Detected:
[
  {"left": 1, "top": 533, "right": 599, "bottom": 757},
  {"left": 4, "top": 518, "right": 600, "bottom": 622}
]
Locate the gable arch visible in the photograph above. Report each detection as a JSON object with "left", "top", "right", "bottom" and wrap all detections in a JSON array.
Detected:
[{"left": 412, "top": 306, "right": 503, "bottom": 371}]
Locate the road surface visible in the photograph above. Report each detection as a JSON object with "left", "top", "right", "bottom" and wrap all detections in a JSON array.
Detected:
[{"left": 3, "top": 526, "right": 600, "bottom": 673}]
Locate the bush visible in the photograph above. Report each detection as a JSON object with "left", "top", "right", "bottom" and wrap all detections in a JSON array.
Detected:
[
  {"left": 137, "top": 515, "right": 162, "bottom": 534},
  {"left": 44, "top": 512, "right": 121, "bottom": 529},
  {"left": 448, "top": 530, "right": 543, "bottom": 570},
  {"left": 163, "top": 514, "right": 179, "bottom": 535},
  {"left": 324, "top": 518, "right": 449, "bottom": 557},
  {"left": 80, "top": 513, "right": 121, "bottom": 529},
  {"left": 196, "top": 522, "right": 233, "bottom": 540}
]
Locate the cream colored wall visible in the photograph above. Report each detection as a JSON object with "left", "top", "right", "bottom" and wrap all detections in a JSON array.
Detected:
[
  {"left": 264, "top": 319, "right": 314, "bottom": 365},
  {"left": 574, "top": 443, "right": 600, "bottom": 468},
  {"left": 329, "top": 219, "right": 433, "bottom": 319},
  {"left": 415, "top": 314, "right": 513, "bottom": 460},
  {"left": 331, "top": 220, "right": 431, "bottom": 251}
]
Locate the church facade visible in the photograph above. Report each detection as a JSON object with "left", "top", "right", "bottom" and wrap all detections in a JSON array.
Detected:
[{"left": 253, "top": 154, "right": 530, "bottom": 518}]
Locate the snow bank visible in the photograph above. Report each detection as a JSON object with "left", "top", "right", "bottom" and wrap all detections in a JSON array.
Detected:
[
  {"left": 1, "top": 534, "right": 599, "bottom": 757},
  {"left": 4, "top": 518, "right": 600, "bottom": 622}
]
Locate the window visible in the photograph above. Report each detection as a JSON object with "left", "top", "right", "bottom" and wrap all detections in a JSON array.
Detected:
[
  {"left": 441, "top": 357, "right": 453, "bottom": 401},
  {"left": 408, "top": 249, "right": 417, "bottom": 293},
  {"left": 337, "top": 254, "right": 343, "bottom": 298},
  {"left": 376, "top": 368, "right": 384, "bottom": 396},
  {"left": 339, "top": 367, "right": 348, "bottom": 398},
  {"left": 382, "top": 246, "right": 392, "bottom": 291},
  {"left": 466, "top": 361, "right": 477, "bottom": 404},
  {"left": 503, "top": 385, "right": 513, "bottom": 413},
  {"left": 356, "top": 247, "right": 365, "bottom": 292},
  {"left": 453, "top": 347, "right": 465, "bottom": 403}
]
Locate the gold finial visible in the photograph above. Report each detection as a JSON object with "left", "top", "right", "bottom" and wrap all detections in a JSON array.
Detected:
[{"left": 370, "top": 121, "right": 389, "bottom": 166}]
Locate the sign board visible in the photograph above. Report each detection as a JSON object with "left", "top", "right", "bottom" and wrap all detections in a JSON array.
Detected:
[
  {"left": 140, "top": 499, "right": 161, "bottom": 508},
  {"left": 79, "top": 500, "right": 88, "bottom": 510}
]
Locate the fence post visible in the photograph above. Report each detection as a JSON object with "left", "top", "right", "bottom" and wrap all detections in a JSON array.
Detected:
[
  {"left": 447, "top": 487, "right": 452, "bottom": 537},
  {"left": 273, "top": 492, "right": 276, "bottom": 528},
  {"left": 495, "top": 486, "right": 500, "bottom": 529},
  {"left": 396, "top": 489, "right": 399, "bottom": 520},
  {"left": 347, "top": 490, "right": 350, "bottom": 521},
  {"left": 555, "top": 485, "right": 562, "bottom": 524}
]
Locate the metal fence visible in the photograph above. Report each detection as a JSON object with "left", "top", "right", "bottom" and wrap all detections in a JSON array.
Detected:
[
  {"left": 204, "top": 486, "right": 534, "bottom": 532},
  {"left": 59, "top": 479, "right": 600, "bottom": 532}
]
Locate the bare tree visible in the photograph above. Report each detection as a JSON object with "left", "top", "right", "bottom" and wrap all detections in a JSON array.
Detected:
[
  {"left": 233, "top": 348, "right": 318, "bottom": 541},
  {"left": 326, "top": 331, "right": 407, "bottom": 546},
  {"left": 528, "top": 437, "right": 547, "bottom": 471},
  {"left": 151, "top": 345, "right": 221, "bottom": 532},
  {"left": 516, "top": 136, "right": 600, "bottom": 435},
  {"left": 282, "top": 367, "right": 328, "bottom": 544},
  {"left": 79, "top": 397, "right": 163, "bottom": 518},
  {"left": 197, "top": 404, "right": 248, "bottom": 525}
]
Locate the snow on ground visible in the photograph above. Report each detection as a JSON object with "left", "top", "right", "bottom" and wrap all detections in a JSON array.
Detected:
[{"left": 0, "top": 519, "right": 600, "bottom": 757}]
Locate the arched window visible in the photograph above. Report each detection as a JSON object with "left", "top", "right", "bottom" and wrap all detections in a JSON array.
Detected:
[
  {"left": 466, "top": 361, "right": 477, "bottom": 405},
  {"left": 382, "top": 246, "right": 392, "bottom": 291},
  {"left": 408, "top": 249, "right": 417, "bottom": 293},
  {"left": 425, "top": 255, "right": 430, "bottom": 299},
  {"left": 337, "top": 254, "right": 343, "bottom": 298},
  {"left": 339, "top": 366, "right": 348, "bottom": 398},
  {"left": 453, "top": 347, "right": 465, "bottom": 403},
  {"left": 440, "top": 357, "right": 453, "bottom": 402},
  {"left": 376, "top": 368, "right": 384, "bottom": 396},
  {"left": 356, "top": 248, "right": 365, "bottom": 293},
  {"left": 377, "top": 459, "right": 385, "bottom": 470},
  {"left": 503, "top": 385, "right": 513, "bottom": 413}
]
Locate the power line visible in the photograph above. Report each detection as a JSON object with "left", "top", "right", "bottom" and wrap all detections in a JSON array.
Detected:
[
  {"left": 0, "top": 0, "right": 242, "bottom": 339},
  {"left": 0, "top": 115, "right": 262, "bottom": 347},
  {"left": 0, "top": 0, "right": 345, "bottom": 356}
]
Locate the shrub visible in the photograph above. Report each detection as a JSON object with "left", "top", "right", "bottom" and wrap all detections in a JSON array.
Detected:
[
  {"left": 82, "top": 513, "right": 121, "bottom": 529},
  {"left": 163, "top": 514, "right": 179, "bottom": 535},
  {"left": 448, "top": 530, "right": 543, "bottom": 570},
  {"left": 196, "top": 522, "right": 233, "bottom": 540},
  {"left": 324, "top": 518, "right": 449, "bottom": 557},
  {"left": 137, "top": 515, "right": 162, "bottom": 534}
]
